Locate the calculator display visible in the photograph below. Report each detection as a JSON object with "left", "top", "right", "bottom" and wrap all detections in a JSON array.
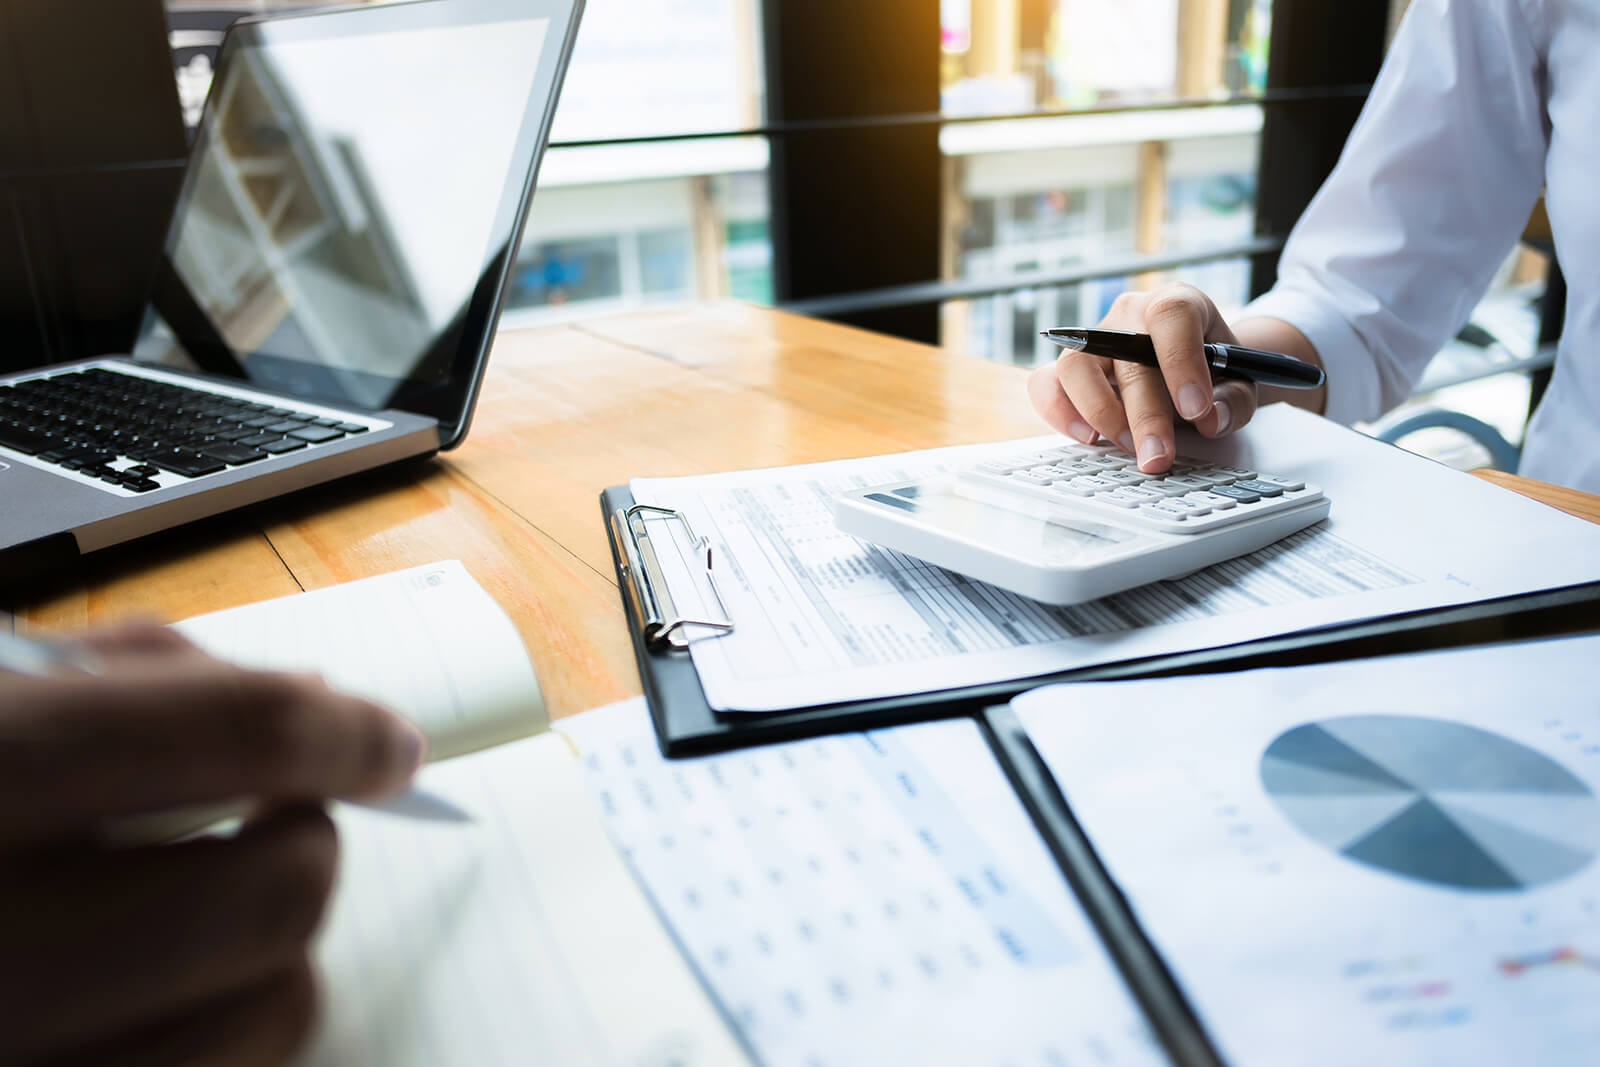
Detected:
[{"left": 861, "top": 481, "right": 1137, "bottom": 564}]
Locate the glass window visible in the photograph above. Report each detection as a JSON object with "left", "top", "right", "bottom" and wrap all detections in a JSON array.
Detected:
[
  {"left": 508, "top": 236, "right": 622, "bottom": 308},
  {"left": 940, "top": 0, "right": 1274, "bottom": 118},
  {"left": 639, "top": 229, "right": 692, "bottom": 297}
]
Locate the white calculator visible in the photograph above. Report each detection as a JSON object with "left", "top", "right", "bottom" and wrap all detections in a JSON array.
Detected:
[{"left": 833, "top": 440, "right": 1330, "bottom": 605}]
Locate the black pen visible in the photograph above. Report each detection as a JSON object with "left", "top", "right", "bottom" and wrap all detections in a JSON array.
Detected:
[{"left": 1041, "top": 327, "right": 1325, "bottom": 390}]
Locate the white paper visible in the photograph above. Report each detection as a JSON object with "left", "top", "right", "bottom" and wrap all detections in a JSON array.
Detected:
[
  {"left": 174, "top": 560, "right": 544, "bottom": 758},
  {"left": 559, "top": 699, "right": 1171, "bottom": 1067},
  {"left": 298, "top": 730, "right": 751, "bottom": 1067},
  {"left": 1014, "top": 635, "right": 1600, "bottom": 1066},
  {"left": 630, "top": 404, "right": 1600, "bottom": 712}
]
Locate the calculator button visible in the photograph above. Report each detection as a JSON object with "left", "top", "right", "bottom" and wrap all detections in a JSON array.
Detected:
[
  {"left": 1010, "top": 470, "right": 1056, "bottom": 486},
  {"left": 1188, "top": 491, "right": 1236, "bottom": 511},
  {"left": 1139, "top": 503, "right": 1189, "bottom": 523},
  {"left": 1048, "top": 478, "right": 1102, "bottom": 497},
  {"left": 1255, "top": 474, "right": 1305, "bottom": 492},
  {"left": 1207, "top": 484, "right": 1262, "bottom": 503},
  {"left": 976, "top": 459, "right": 1025, "bottom": 474},
  {"left": 1143, "top": 479, "right": 1194, "bottom": 498},
  {"left": 1215, "top": 465, "right": 1257, "bottom": 480},
  {"left": 1233, "top": 479, "right": 1285, "bottom": 498},
  {"left": 1098, "top": 469, "right": 1148, "bottom": 486},
  {"left": 1097, "top": 490, "right": 1144, "bottom": 508},
  {"left": 1114, "top": 485, "right": 1164, "bottom": 504},
  {"left": 1160, "top": 474, "right": 1213, "bottom": 492},
  {"left": 1188, "top": 470, "right": 1241, "bottom": 487}
]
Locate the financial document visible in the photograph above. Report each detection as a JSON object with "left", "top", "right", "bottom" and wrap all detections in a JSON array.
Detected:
[
  {"left": 559, "top": 699, "right": 1170, "bottom": 1067},
  {"left": 299, "top": 731, "right": 750, "bottom": 1067},
  {"left": 630, "top": 404, "right": 1600, "bottom": 711},
  {"left": 1015, "top": 635, "right": 1600, "bottom": 1066}
]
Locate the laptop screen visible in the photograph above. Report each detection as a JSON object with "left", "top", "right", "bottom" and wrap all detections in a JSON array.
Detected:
[{"left": 137, "top": 0, "right": 581, "bottom": 442}]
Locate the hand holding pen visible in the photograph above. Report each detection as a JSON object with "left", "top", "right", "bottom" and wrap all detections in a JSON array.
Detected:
[
  {"left": 1025, "top": 284, "right": 1328, "bottom": 474},
  {"left": 0, "top": 619, "right": 425, "bottom": 1065}
]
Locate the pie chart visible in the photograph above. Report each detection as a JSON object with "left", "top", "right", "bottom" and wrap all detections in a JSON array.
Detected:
[{"left": 1260, "top": 715, "right": 1600, "bottom": 890}]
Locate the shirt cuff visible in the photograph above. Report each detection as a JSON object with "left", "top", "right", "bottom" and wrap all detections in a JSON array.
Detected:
[{"left": 1237, "top": 287, "right": 1383, "bottom": 426}]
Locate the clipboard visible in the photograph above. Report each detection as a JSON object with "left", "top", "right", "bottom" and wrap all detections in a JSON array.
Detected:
[{"left": 601, "top": 484, "right": 1600, "bottom": 758}]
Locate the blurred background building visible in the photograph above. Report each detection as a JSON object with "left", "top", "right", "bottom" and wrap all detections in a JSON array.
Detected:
[{"left": 156, "top": 0, "right": 1557, "bottom": 472}]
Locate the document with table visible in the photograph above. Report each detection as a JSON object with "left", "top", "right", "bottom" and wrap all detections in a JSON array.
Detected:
[
  {"left": 558, "top": 700, "right": 1170, "bottom": 1067},
  {"left": 557, "top": 633, "right": 1600, "bottom": 1067},
  {"left": 621, "top": 405, "right": 1599, "bottom": 718}
]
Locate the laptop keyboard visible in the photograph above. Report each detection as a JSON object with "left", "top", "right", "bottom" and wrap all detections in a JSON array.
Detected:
[{"left": 0, "top": 367, "right": 373, "bottom": 493}]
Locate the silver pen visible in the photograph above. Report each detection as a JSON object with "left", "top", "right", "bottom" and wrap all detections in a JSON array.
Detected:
[{"left": 0, "top": 624, "right": 106, "bottom": 677}]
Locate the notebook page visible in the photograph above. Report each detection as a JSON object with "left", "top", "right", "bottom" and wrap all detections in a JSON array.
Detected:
[
  {"left": 173, "top": 560, "right": 543, "bottom": 758},
  {"left": 298, "top": 730, "right": 750, "bottom": 1067}
]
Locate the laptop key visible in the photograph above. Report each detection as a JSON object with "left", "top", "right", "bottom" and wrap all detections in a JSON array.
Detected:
[
  {"left": 259, "top": 437, "right": 307, "bottom": 454},
  {"left": 200, "top": 444, "right": 269, "bottom": 465},
  {"left": 263, "top": 420, "right": 310, "bottom": 434},
  {"left": 0, "top": 423, "right": 52, "bottom": 454},
  {"left": 123, "top": 478, "right": 161, "bottom": 493},
  {"left": 146, "top": 451, "right": 228, "bottom": 477},
  {"left": 237, "top": 433, "right": 283, "bottom": 448},
  {"left": 289, "top": 425, "right": 344, "bottom": 443},
  {"left": 335, "top": 422, "right": 369, "bottom": 434}
]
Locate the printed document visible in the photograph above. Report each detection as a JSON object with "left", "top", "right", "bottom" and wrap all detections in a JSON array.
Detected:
[
  {"left": 559, "top": 699, "right": 1171, "bottom": 1067},
  {"left": 1015, "top": 635, "right": 1600, "bottom": 1067},
  {"left": 630, "top": 405, "right": 1600, "bottom": 711},
  {"left": 299, "top": 729, "right": 751, "bottom": 1067}
]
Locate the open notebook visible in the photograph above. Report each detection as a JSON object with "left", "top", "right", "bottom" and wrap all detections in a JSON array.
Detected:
[{"left": 169, "top": 563, "right": 750, "bottom": 1067}]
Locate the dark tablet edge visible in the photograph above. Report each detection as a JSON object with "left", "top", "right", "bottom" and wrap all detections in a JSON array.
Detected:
[{"left": 978, "top": 705, "right": 1227, "bottom": 1067}]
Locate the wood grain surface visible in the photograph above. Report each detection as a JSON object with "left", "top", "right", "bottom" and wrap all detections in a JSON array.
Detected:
[{"left": 10, "top": 303, "right": 1599, "bottom": 719}]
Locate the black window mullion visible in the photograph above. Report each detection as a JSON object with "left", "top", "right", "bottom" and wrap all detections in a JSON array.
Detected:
[
  {"left": 761, "top": 0, "right": 942, "bottom": 343},
  {"left": 1250, "top": 0, "right": 1391, "bottom": 297}
]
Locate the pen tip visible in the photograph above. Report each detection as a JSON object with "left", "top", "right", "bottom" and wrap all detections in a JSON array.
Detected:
[{"left": 1041, "top": 328, "right": 1087, "bottom": 352}]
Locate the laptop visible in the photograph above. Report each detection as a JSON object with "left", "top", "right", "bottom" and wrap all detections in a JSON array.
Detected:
[{"left": 0, "top": 0, "right": 584, "bottom": 580}]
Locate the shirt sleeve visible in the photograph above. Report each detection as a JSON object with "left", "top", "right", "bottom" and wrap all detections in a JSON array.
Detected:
[{"left": 1240, "top": 0, "right": 1550, "bottom": 426}]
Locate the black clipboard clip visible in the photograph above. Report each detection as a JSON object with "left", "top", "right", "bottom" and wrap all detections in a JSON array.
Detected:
[{"left": 611, "top": 503, "right": 734, "bottom": 650}]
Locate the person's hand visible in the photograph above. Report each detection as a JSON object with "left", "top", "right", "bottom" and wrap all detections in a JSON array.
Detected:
[
  {"left": 0, "top": 621, "right": 425, "bottom": 1067},
  {"left": 1027, "top": 283, "right": 1258, "bottom": 473}
]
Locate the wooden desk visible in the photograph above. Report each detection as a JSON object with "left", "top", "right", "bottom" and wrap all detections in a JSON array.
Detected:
[{"left": 11, "top": 303, "right": 1600, "bottom": 719}]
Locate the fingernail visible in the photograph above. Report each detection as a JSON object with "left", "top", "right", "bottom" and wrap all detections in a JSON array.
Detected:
[
  {"left": 1177, "top": 384, "right": 1211, "bottom": 421},
  {"left": 1068, "top": 421, "right": 1095, "bottom": 444},
  {"left": 1214, "top": 399, "right": 1232, "bottom": 435},
  {"left": 1118, "top": 431, "right": 1135, "bottom": 453},
  {"left": 398, "top": 723, "right": 427, "bottom": 773},
  {"left": 1138, "top": 436, "right": 1168, "bottom": 470}
]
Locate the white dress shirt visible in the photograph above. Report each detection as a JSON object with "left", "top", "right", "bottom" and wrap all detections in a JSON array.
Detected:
[{"left": 1243, "top": 0, "right": 1598, "bottom": 492}]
